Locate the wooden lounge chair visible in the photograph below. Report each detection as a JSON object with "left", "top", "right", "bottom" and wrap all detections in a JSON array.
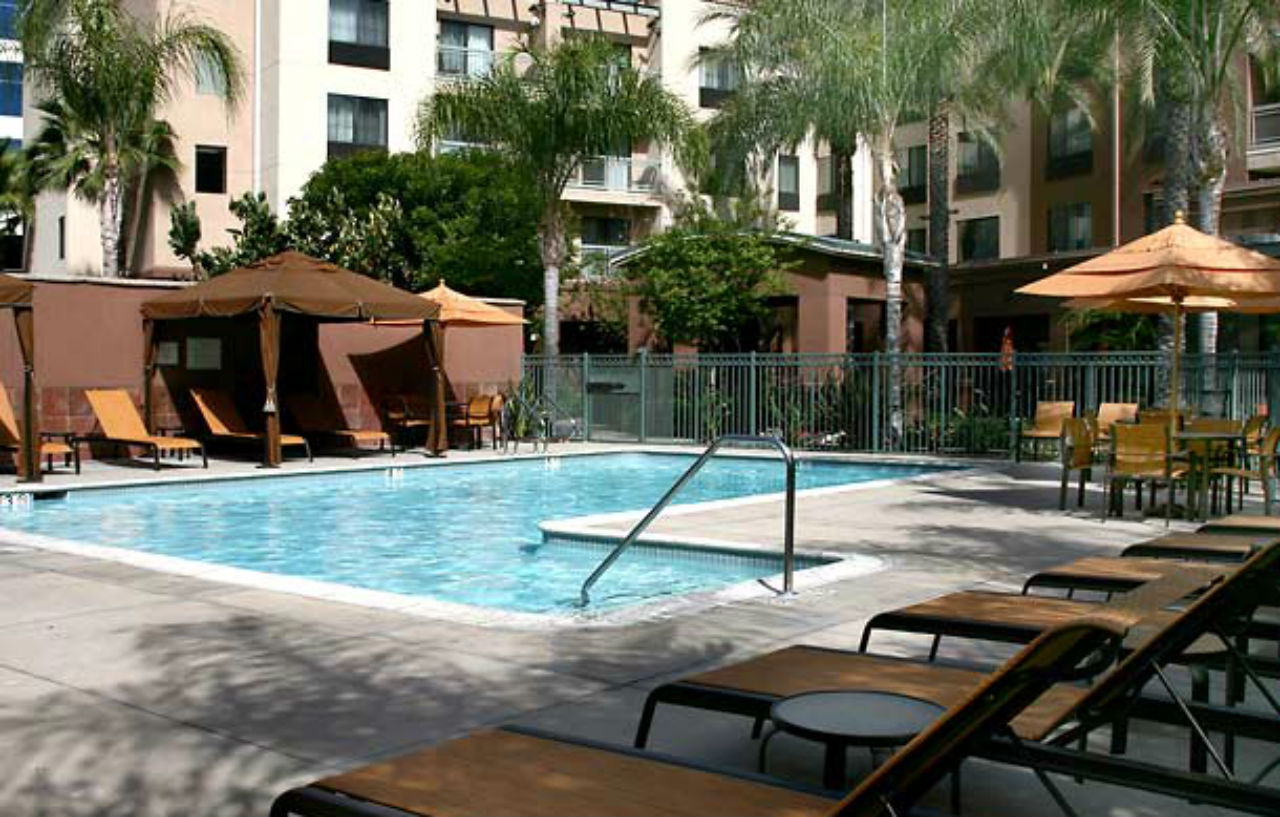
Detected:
[
  {"left": 1202, "top": 513, "right": 1280, "bottom": 536},
  {"left": 1021, "top": 554, "right": 1234, "bottom": 597},
  {"left": 1103, "top": 422, "right": 1188, "bottom": 524},
  {"left": 286, "top": 393, "right": 393, "bottom": 456},
  {"left": 1058, "top": 418, "right": 1094, "bottom": 510},
  {"left": 81, "top": 388, "right": 206, "bottom": 471},
  {"left": 271, "top": 617, "right": 1131, "bottom": 817},
  {"left": 1016, "top": 400, "right": 1073, "bottom": 461},
  {"left": 636, "top": 547, "right": 1280, "bottom": 811},
  {"left": 190, "top": 388, "right": 312, "bottom": 462},
  {"left": 0, "top": 386, "right": 76, "bottom": 473},
  {"left": 1120, "top": 530, "right": 1276, "bottom": 561}
]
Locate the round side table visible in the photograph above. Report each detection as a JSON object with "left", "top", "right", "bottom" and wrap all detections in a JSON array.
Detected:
[{"left": 760, "top": 690, "right": 946, "bottom": 790}]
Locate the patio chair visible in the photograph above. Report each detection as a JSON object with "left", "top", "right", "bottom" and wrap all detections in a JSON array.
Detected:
[
  {"left": 1016, "top": 400, "right": 1074, "bottom": 461},
  {"left": 1211, "top": 426, "right": 1280, "bottom": 515},
  {"left": 1091, "top": 402, "right": 1138, "bottom": 446},
  {"left": 285, "top": 393, "right": 393, "bottom": 456},
  {"left": 190, "top": 388, "right": 312, "bottom": 462},
  {"left": 1103, "top": 422, "right": 1188, "bottom": 524},
  {"left": 0, "top": 386, "right": 76, "bottom": 473},
  {"left": 81, "top": 388, "right": 206, "bottom": 471},
  {"left": 1058, "top": 418, "right": 1095, "bottom": 510},
  {"left": 451, "top": 393, "right": 501, "bottom": 449},
  {"left": 270, "top": 617, "right": 1131, "bottom": 817},
  {"left": 382, "top": 393, "right": 434, "bottom": 450}
]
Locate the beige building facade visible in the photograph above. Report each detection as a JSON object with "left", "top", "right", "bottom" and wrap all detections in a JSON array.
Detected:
[{"left": 26, "top": 0, "right": 873, "bottom": 280}]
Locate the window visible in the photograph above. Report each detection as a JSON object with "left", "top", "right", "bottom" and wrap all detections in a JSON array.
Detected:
[
  {"left": 956, "top": 132, "right": 999, "bottom": 194},
  {"left": 1047, "top": 106, "right": 1092, "bottom": 179},
  {"left": 57, "top": 215, "right": 64, "bottom": 260},
  {"left": 777, "top": 155, "right": 800, "bottom": 212},
  {"left": 194, "top": 146, "right": 227, "bottom": 194},
  {"left": 194, "top": 54, "right": 226, "bottom": 96},
  {"left": 816, "top": 155, "right": 840, "bottom": 211},
  {"left": 907, "top": 227, "right": 927, "bottom": 255},
  {"left": 438, "top": 20, "right": 494, "bottom": 78},
  {"left": 0, "top": 0, "right": 17, "bottom": 41},
  {"left": 959, "top": 216, "right": 999, "bottom": 261},
  {"left": 698, "top": 49, "right": 740, "bottom": 108},
  {"left": 329, "top": 0, "right": 389, "bottom": 70},
  {"left": 896, "top": 145, "right": 926, "bottom": 204},
  {"left": 327, "top": 95, "right": 388, "bottom": 158},
  {"left": 0, "top": 62, "right": 20, "bottom": 118},
  {"left": 580, "top": 216, "right": 631, "bottom": 248},
  {"left": 186, "top": 337, "right": 222, "bottom": 371},
  {"left": 1048, "top": 202, "right": 1093, "bottom": 252}
]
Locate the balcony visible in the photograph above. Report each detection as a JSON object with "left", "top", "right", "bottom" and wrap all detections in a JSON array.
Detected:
[
  {"left": 568, "top": 156, "right": 661, "bottom": 195},
  {"left": 437, "top": 47, "right": 494, "bottom": 80}
]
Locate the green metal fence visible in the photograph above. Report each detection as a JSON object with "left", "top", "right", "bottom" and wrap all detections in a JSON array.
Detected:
[{"left": 522, "top": 352, "right": 1280, "bottom": 455}]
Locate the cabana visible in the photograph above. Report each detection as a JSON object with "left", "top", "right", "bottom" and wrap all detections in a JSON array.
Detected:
[
  {"left": 0, "top": 273, "right": 37, "bottom": 482},
  {"left": 140, "top": 252, "right": 445, "bottom": 465}
]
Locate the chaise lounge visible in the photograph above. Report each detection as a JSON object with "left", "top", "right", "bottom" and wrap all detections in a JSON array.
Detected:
[
  {"left": 80, "top": 388, "right": 206, "bottom": 471},
  {"left": 286, "top": 393, "right": 394, "bottom": 456},
  {"left": 190, "top": 388, "right": 312, "bottom": 462}
]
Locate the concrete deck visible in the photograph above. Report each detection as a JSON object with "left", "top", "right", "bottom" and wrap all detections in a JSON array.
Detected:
[{"left": 0, "top": 445, "right": 1270, "bottom": 815}]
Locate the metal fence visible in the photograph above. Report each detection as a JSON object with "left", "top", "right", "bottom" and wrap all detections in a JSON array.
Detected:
[{"left": 522, "top": 352, "right": 1280, "bottom": 455}]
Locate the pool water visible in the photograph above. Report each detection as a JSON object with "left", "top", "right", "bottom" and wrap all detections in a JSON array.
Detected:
[{"left": 0, "top": 453, "right": 939, "bottom": 614}]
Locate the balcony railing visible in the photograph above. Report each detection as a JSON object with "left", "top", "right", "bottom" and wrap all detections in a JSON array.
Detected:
[
  {"left": 569, "top": 156, "right": 661, "bottom": 194},
  {"left": 437, "top": 46, "right": 494, "bottom": 79},
  {"left": 562, "top": 0, "right": 660, "bottom": 18},
  {"left": 1252, "top": 103, "right": 1280, "bottom": 148},
  {"left": 578, "top": 244, "right": 631, "bottom": 280}
]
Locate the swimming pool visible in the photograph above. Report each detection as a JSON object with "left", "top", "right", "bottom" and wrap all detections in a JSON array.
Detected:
[{"left": 0, "top": 453, "right": 940, "bottom": 615}]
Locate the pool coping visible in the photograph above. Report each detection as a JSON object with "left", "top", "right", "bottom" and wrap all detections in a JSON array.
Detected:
[{"left": 0, "top": 446, "right": 991, "bottom": 629}]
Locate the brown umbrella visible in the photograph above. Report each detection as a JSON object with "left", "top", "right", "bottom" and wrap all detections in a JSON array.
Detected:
[{"left": 1018, "top": 214, "right": 1280, "bottom": 427}]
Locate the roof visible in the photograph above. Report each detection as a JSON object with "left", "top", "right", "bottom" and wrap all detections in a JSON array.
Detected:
[
  {"left": 141, "top": 251, "right": 439, "bottom": 322},
  {"left": 608, "top": 230, "right": 939, "bottom": 271}
]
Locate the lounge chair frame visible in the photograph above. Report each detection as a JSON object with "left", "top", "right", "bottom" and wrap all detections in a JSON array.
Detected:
[
  {"left": 79, "top": 389, "right": 207, "bottom": 472},
  {"left": 191, "top": 388, "right": 312, "bottom": 464}
]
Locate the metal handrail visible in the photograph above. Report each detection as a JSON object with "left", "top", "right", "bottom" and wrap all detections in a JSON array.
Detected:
[{"left": 578, "top": 434, "right": 797, "bottom": 606}]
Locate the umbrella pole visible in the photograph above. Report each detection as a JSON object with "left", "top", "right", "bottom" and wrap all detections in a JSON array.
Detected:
[{"left": 1170, "top": 301, "right": 1182, "bottom": 434}]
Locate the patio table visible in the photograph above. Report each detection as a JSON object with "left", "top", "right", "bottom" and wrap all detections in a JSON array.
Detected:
[{"left": 1175, "top": 431, "right": 1245, "bottom": 521}]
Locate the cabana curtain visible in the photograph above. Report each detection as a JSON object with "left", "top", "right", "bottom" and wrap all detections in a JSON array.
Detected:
[
  {"left": 0, "top": 273, "right": 38, "bottom": 482},
  {"left": 141, "top": 252, "right": 445, "bottom": 465}
]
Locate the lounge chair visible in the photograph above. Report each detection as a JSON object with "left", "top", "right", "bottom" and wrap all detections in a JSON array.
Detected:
[
  {"left": 0, "top": 386, "right": 76, "bottom": 473},
  {"left": 637, "top": 546, "right": 1280, "bottom": 809},
  {"left": 285, "top": 393, "right": 393, "bottom": 456},
  {"left": 1016, "top": 400, "right": 1073, "bottom": 461},
  {"left": 80, "top": 389, "right": 206, "bottom": 471},
  {"left": 1202, "top": 513, "right": 1280, "bottom": 536},
  {"left": 271, "top": 617, "right": 1131, "bottom": 817},
  {"left": 190, "top": 388, "right": 312, "bottom": 462},
  {"left": 1021, "top": 554, "right": 1233, "bottom": 597},
  {"left": 1120, "top": 529, "right": 1274, "bottom": 561},
  {"left": 1058, "top": 418, "right": 1094, "bottom": 510}
]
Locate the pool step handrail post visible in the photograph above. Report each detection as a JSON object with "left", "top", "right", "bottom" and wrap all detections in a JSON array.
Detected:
[{"left": 579, "top": 433, "right": 797, "bottom": 606}]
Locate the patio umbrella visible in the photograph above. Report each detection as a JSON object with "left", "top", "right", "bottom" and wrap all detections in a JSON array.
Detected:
[{"left": 1017, "top": 213, "right": 1280, "bottom": 430}]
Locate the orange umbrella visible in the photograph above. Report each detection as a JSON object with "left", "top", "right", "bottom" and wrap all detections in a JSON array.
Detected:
[
  {"left": 380, "top": 280, "right": 526, "bottom": 327},
  {"left": 1018, "top": 214, "right": 1280, "bottom": 426}
]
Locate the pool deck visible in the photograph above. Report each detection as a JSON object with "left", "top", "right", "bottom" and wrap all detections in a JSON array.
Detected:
[{"left": 0, "top": 443, "right": 1267, "bottom": 815}]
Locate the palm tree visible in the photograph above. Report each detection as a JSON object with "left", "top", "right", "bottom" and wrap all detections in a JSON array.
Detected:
[
  {"left": 707, "top": 0, "right": 999, "bottom": 442},
  {"left": 1104, "top": 0, "right": 1280, "bottom": 354},
  {"left": 18, "top": 0, "right": 243, "bottom": 277},
  {"left": 0, "top": 141, "right": 33, "bottom": 269},
  {"left": 416, "top": 36, "right": 692, "bottom": 356}
]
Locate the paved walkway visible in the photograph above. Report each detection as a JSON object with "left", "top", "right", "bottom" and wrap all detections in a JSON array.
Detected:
[{"left": 0, "top": 446, "right": 1260, "bottom": 815}]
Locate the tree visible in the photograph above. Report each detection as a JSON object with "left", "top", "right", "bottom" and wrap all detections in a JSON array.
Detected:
[
  {"left": 288, "top": 150, "right": 541, "bottom": 301},
  {"left": 416, "top": 36, "right": 693, "bottom": 355},
  {"left": 710, "top": 0, "right": 996, "bottom": 441},
  {"left": 1102, "top": 0, "right": 1280, "bottom": 354},
  {"left": 189, "top": 192, "right": 289, "bottom": 277},
  {"left": 167, "top": 199, "right": 201, "bottom": 277},
  {"left": 625, "top": 199, "right": 791, "bottom": 353},
  {"left": 19, "top": 0, "right": 243, "bottom": 277}
]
